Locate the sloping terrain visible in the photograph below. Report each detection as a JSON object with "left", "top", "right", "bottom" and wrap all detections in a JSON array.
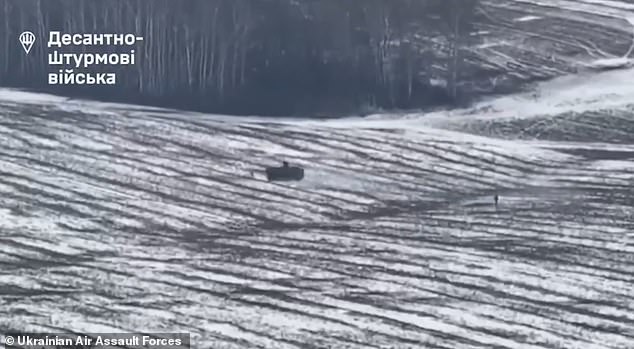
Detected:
[
  {"left": 0, "top": 69, "right": 633, "bottom": 349},
  {"left": 460, "top": 0, "right": 634, "bottom": 92}
]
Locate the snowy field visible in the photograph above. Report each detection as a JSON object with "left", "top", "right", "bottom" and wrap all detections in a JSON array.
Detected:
[
  {"left": 0, "top": 71, "right": 633, "bottom": 349},
  {"left": 465, "top": 0, "right": 634, "bottom": 91}
]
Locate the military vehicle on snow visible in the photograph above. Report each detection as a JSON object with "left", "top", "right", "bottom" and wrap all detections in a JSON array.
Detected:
[{"left": 265, "top": 161, "right": 304, "bottom": 182}]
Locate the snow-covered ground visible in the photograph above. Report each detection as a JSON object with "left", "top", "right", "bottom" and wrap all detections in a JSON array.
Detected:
[
  {"left": 0, "top": 57, "right": 633, "bottom": 349},
  {"left": 465, "top": 0, "right": 634, "bottom": 93}
]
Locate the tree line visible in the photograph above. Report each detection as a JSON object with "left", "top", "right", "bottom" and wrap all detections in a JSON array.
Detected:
[{"left": 0, "top": 0, "right": 480, "bottom": 116}]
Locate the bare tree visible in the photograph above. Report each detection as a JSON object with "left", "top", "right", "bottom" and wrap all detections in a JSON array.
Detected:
[
  {"left": 439, "top": 0, "right": 480, "bottom": 101},
  {"left": 0, "top": 0, "right": 483, "bottom": 115}
]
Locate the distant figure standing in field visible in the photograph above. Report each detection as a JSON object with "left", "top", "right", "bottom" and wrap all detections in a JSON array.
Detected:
[{"left": 494, "top": 194, "right": 499, "bottom": 209}]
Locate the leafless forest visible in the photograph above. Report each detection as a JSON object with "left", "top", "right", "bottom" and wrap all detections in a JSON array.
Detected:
[{"left": 0, "top": 0, "right": 479, "bottom": 115}]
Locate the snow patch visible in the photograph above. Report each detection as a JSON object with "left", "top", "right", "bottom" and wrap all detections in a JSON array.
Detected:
[
  {"left": 587, "top": 57, "right": 632, "bottom": 70},
  {"left": 514, "top": 15, "right": 542, "bottom": 22}
]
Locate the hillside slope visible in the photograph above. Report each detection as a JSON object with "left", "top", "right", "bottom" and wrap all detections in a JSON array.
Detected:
[
  {"left": 462, "top": 0, "right": 634, "bottom": 93},
  {"left": 0, "top": 68, "right": 633, "bottom": 349}
]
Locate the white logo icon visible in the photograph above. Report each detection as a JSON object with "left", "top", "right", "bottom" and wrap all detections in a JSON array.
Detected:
[{"left": 19, "top": 31, "right": 36, "bottom": 55}]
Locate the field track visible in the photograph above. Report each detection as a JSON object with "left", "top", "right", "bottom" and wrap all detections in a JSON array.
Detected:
[
  {"left": 0, "top": 64, "right": 633, "bottom": 349},
  {"left": 459, "top": 0, "right": 634, "bottom": 91},
  {"left": 1, "top": 1, "right": 634, "bottom": 347}
]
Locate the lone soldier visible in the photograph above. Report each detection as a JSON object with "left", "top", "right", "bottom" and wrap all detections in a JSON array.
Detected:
[{"left": 494, "top": 193, "right": 499, "bottom": 209}]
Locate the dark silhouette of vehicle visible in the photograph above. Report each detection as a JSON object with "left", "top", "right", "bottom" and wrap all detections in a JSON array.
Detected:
[{"left": 265, "top": 161, "right": 304, "bottom": 182}]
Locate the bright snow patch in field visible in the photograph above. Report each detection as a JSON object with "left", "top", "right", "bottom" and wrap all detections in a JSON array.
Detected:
[
  {"left": 0, "top": 89, "right": 68, "bottom": 105},
  {"left": 284, "top": 65, "right": 634, "bottom": 131},
  {"left": 587, "top": 57, "right": 632, "bottom": 69},
  {"left": 514, "top": 15, "right": 541, "bottom": 22},
  {"left": 429, "top": 65, "right": 634, "bottom": 123},
  {"left": 579, "top": 0, "right": 634, "bottom": 11},
  {"left": 591, "top": 160, "right": 634, "bottom": 170}
]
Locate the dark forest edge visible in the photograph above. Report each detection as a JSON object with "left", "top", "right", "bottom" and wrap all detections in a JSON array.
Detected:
[{"left": 1, "top": 0, "right": 482, "bottom": 117}]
